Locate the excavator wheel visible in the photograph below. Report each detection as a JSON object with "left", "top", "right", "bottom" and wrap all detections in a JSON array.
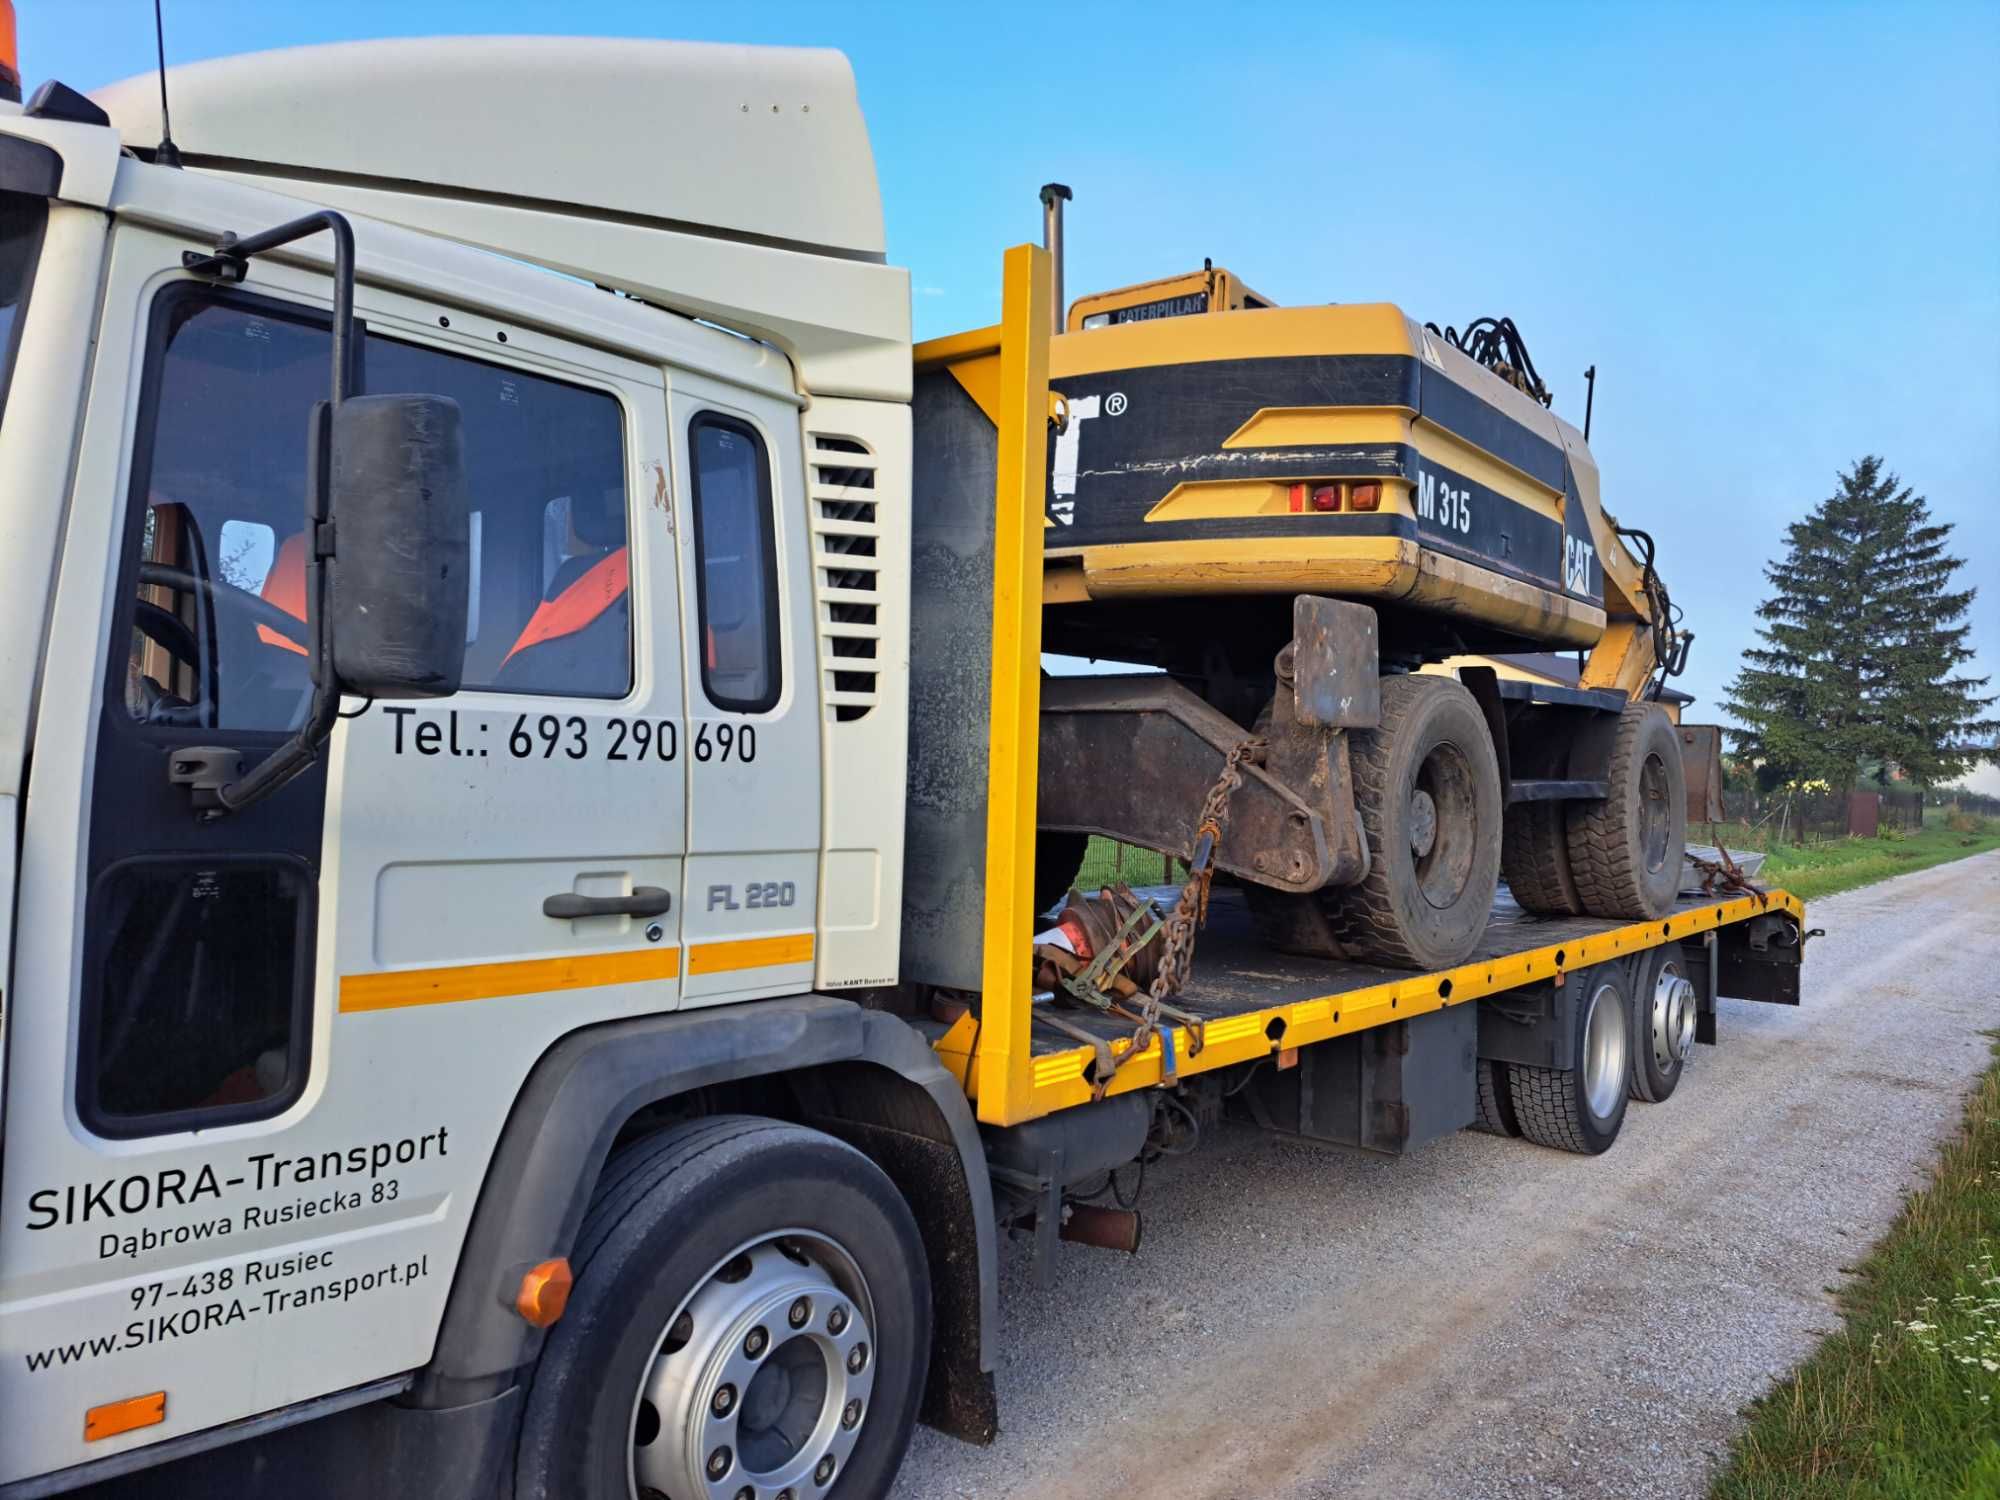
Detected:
[
  {"left": 1032, "top": 830, "right": 1089, "bottom": 920},
  {"left": 1326, "top": 674, "right": 1504, "bottom": 970},
  {"left": 1500, "top": 800, "right": 1583, "bottom": 916},
  {"left": 1565, "top": 702, "right": 1686, "bottom": 920}
]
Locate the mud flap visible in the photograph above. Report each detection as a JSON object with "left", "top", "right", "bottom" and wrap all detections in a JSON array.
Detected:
[{"left": 1715, "top": 912, "right": 1804, "bottom": 1006}]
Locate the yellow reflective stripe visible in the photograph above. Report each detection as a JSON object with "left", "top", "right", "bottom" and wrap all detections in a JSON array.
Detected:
[
  {"left": 686, "top": 933, "right": 815, "bottom": 976},
  {"left": 339, "top": 947, "right": 680, "bottom": 1013}
]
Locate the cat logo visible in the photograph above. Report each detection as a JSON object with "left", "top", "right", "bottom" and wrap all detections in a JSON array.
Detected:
[{"left": 1565, "top": 534, "right": 1596, "bottom": 594}]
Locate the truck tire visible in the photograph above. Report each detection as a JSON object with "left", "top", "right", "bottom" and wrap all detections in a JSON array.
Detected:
[
  {"left": 1473, "top": 1058, "right": 1520, "bottom": 1136},
  {"left": 1506, "top": 966, "right": 1632, "bottom": 1154},
  {"left": 516, "top": 1116, "right": 930, "bottom": 1500},
  {"left": 1565, "top": 703, "right": 1686, "bottom": 920},
  {"left": 1500, "top": 800, "right": 1583, "bottom": 916},
  {"left": 1629, "top": 944, "right": 1698, "bottom": 1103},
  {"left": 1330, "top": 674, "right": 1504, "bottom": 970}
]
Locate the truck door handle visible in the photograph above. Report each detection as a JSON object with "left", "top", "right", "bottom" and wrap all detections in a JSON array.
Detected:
[{"left": 542, "top": 887, "right": 673, "bottom": 920}]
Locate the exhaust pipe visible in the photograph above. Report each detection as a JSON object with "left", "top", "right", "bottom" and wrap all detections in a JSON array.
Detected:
[{"left": 1039, "top": 183, "right": 1072, "bottom": 336}]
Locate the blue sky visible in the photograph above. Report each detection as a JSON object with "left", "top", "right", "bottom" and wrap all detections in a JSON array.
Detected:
[{"left": 20, "top": 1, "right": 2000, "bottom": 784}]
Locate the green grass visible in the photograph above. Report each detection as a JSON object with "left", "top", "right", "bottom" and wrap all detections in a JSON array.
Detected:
[
  {"left": 1712, "top": 1038, "right": 2000, "bottom": 1499},
  {"left": 1712, "top": 822, "right": 2000, "bottom": 904}
]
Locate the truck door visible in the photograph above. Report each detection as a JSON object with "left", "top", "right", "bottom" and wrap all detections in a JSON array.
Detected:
[
  {"left": 0, "top": 223, "right": 687, "bottom": 1480},
  {"left": 670, "top": 375, "right": 822, "bottom": 1002}
]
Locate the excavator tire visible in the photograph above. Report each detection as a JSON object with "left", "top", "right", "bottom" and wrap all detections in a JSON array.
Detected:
[
  {"left": 1326, "top": 674, "right": 1503, "bottom": 970},
  {"left": 1565, "top": 702, "right": 1686, "bottom": 920},
  {"left": 1032, "top": 830, "right": 1089, "bottom": 920},
  {"left": 1501, "top": 800, "right": 1583, "bottom": 916}
]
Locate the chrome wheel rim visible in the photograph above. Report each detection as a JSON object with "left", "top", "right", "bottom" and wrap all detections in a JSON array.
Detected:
[
  {"left": 1582, "top": 979, "right": 1629, "bottom": 1120},
  {"left": 632, "top": 1233, "right": 876, "bottom": 1500},
  {"left": 1651, "top": 960, "right": 1696, "bottom": 1071}
]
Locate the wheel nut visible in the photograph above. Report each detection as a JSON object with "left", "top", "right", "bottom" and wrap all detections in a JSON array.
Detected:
[
  {"left": 815, "top": 1454, "right": 837, "bottom": 1485},
  {"left": 846, "top": 1342, "right": 868, "bottom": 1374},
  {"left": 789, "top": 1295, "right": 813, "bottom": 1328},
  {"left": 826, "top": 1305, "right": 848, "bottom": 1336},
  {"left": 712, "top": 1383, "right": 737, "bottom": 1416},
  {"left": 842, "top": 1398, "right": 863, "bottom": 1429},
  {"left": 744, "top": 1326, "right": 769, "bottom": 1359},
  {"left": 706, "top": 1445, "right": 732, "bottom": 1479}
]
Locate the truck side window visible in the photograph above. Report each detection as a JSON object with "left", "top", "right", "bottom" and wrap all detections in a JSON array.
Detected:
[
  {"left": 116, "top": 291, "right": 633, "bottom": 731},
  {"left": 367, "top": 337, "right": 631, "bottom": 698},
  {"left": 689, "top": 413, "right": 780, "bottom": 712}
]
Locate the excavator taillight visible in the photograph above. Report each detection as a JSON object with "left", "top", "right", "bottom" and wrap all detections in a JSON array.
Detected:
[
  {"left": 1348, "top": 483, "right": 1381, "bottom": 511},
  {"left": 1311, "top": 485, "right": 1340, "bottom": 513}
]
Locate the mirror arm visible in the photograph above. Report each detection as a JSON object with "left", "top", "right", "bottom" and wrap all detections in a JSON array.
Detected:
[{"left": 182, "top": 212, "right": 357, "bottom": 821}]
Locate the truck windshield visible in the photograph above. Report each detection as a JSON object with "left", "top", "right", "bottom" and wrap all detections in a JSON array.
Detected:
[{"left": 0, "top": 191, "right": 45, "bottom": 427}]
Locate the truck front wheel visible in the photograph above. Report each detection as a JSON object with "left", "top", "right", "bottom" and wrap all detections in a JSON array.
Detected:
[{"left": 516, "top": 1117, "right": 931, "bottom": 1500}]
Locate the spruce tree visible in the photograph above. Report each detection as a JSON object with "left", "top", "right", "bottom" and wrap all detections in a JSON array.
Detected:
[{"left": 1724, "top": 456, "right": 1995, "bottom": 789}]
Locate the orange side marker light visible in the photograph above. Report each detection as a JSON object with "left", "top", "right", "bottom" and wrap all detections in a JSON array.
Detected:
[{"left": 516, "top": 1257, "right": 574, "bottom": 1328}]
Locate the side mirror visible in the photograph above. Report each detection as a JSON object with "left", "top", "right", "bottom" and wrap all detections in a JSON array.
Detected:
[{"left": 326, "top": 393, "right": 470, "bottom": 699}]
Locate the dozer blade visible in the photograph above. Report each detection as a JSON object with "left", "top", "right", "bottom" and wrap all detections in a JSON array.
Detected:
[{"left": 1678, "top": 722, "right": 1726, "bottom": 824}]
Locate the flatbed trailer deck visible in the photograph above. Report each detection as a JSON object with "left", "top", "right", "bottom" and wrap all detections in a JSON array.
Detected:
[{"left": 933, "top": 885, "right": 1804, "bottom": 1115}]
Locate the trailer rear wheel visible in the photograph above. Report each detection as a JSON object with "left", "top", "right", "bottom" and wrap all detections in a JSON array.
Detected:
[
  {"left": 1566, "top": 703, "right": 1686, "bottom": 919},
  {"left": 1330, "top": 674, "right": 1504, "bottom": 970},
  {"left": 1507, "top": 967, "right": 1632, "bottom": 1154},
  {"left": 516, "top": 1117, "right": 929, "bottom": 1500},
  {"left": 1473, "top": 1058, "right": 1520, "bottom": 1136},
  {"left": 1629, "top": 945, "right": 1697, "bottom": 1102},
  {"left": 1500, "top": 800, "right": 1583, "bottom": 916}
]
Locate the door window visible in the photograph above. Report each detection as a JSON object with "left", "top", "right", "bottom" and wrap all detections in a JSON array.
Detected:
[
  {"left": 116, "top": 290, "right": 633, "bottom": 736},
  {"left": 689, "top": 413, "right": 780, "bottom": 712}
]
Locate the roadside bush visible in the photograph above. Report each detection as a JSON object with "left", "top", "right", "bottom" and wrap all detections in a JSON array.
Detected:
[{"left": 1945, "top": 809, "right": 1993, "bottom": 836}]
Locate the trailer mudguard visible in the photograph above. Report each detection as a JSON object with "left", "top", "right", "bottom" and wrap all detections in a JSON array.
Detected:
[{"left": 409, "top": 995, "right": 999, "bottom": 1432}]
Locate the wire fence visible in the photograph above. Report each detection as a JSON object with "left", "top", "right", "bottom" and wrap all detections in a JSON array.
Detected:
[{"left": 1716, "top": 786, "right": 1926, "bottom": 845}]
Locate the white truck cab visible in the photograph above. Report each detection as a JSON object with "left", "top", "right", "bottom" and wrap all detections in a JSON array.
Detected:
[{"left": 0, "top": 38, "right": 933, "bottom": 1496}]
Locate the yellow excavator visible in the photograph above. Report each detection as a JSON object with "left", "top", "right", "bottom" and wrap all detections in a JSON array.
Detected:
[{"left": 1031, "top": 188, "right": 1716, "bottom": 970}]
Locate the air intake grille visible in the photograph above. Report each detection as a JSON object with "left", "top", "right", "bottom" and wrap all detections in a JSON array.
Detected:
[{"left": 808, "top": 433, "right": 880, "bottom": 722}]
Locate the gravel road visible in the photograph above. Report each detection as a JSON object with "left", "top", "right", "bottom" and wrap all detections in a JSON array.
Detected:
[{"left": 889, "top": 850, "right": 2000, "bottom": 1500}]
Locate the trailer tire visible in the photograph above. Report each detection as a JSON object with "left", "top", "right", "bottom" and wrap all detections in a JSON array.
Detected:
[
  {"left": 1474, "top": 1058, "right": 1520, "bottom": 1136},
  {"left": 516, "top": 1116, "right": 930, "bottom": 1500},
  {"left": 1566, "top": 703, "right": 1686, "bottom": 920},
  {"left": 1506, "top": 966, "right": 1632, "bottom": 1154},
  {"left": 1329, "top": 674, "right": 1503, "bottom": 970},
  {"left": 1501, "top": 800, "right": 1584, "bottom": 916},
  {"left": 1629, "top": 945, "right": 1698, "bottom": 1103}
]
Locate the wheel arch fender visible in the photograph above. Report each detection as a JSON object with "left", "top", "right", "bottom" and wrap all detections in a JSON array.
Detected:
[{"left": 409, "top": 995, "right": 998, "bottom": 1444}]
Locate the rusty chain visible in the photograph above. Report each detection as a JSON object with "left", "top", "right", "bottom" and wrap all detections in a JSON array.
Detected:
[{"left": 1122, "top": 734, "right": 1267, "bottom": 1071}]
